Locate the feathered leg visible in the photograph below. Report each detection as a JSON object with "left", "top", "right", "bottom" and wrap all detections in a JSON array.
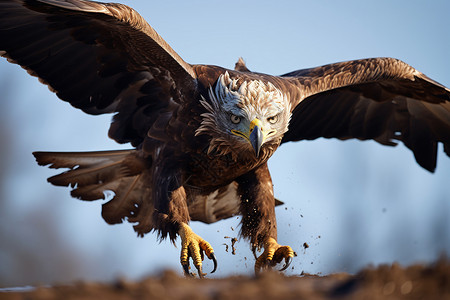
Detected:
[
  {"left": 237, "top": 162, "right": 296, "bottom": 274},
  {"left": 155, "top": 185, "right": 217, "bottom": 278},
  {"left": 151, "top": 157, "right": 217, "bottom": 278}
]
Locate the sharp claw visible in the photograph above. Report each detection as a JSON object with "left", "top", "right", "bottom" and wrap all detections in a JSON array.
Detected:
[
  {"left": 210, "top": 252, "right": 218, "bottom": 273},
  {"left": 182, "top": 263, "right": 192, "bottom": 277},
  {"left": 279, "top": 256, "right": 292, "bottom": 271}
]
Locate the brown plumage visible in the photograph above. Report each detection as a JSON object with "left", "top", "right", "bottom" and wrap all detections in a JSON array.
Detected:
[{"left": 1, "top": 0, "right": 449, "bottom": 276}]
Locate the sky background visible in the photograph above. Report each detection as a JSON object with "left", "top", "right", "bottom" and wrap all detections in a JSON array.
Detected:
[{"left": 0, "top": 0, "right": 449, "bottom": 287}]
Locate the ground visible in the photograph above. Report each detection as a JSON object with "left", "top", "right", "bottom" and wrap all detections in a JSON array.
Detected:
[{"left": 1, "top": 258, "right": 449, "bottom": 299}]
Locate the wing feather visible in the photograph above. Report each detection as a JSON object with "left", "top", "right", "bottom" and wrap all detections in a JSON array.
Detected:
[
  {"left": 282, "top": 58, "right": 450, "bottom": 172},
  {"left": 0, "top": 0, "right": 197, "bottom": 145}
]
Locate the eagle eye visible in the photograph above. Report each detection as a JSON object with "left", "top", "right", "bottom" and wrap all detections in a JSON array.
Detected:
[
  {"left": 267, "top": 114, "right": 279, "bottom": 124},
  {"left": 230, "top": 114, "right": 241, "bottom": 124}
]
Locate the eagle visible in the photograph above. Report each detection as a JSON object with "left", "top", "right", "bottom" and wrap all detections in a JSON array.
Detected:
[{"left": 1, "top": 0, "right": 449, "bottom": 277}]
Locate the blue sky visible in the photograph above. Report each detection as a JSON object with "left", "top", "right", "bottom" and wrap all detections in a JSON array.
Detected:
[{"left": 0, "top": 0, "right": 449, "bottom": 286}]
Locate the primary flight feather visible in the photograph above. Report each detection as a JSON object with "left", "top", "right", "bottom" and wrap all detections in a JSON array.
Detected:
[{"left": 1, "top": 0, "right": 449, "bottom": 277}]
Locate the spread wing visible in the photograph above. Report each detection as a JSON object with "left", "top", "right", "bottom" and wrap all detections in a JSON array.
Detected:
[
  {"left": 281, "top": 57, "right": 450, "bottom": 172},
  {"left": 0, "top": 0, "right": 197, "bottom": 146}
]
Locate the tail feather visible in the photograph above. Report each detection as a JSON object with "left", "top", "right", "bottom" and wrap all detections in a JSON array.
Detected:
[
  {"left": 101, "top": 174, "right": 144, "bottom": 224},
  {"left": 33, "top": 150, "right": 134, "bottom": 169},
  {"left": 34, "top": 150, "right": 134, "bottom": 187},
  {"left": 70, "top": 180, "right": 121, "bottom": 201},
  {"left": 49, "top": 160, "right": 125, "bottom": 187},
  {"left": 33, "top": 150, "right": 155, "bottom": 234}
]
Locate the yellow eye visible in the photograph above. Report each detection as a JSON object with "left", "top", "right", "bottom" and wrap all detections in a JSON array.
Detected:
[
  {"left": 267, "top": 115, "right": 279, "bottom": 124},
  {"left": 230, "top": 114, "right": 241, "bottom": 124}
]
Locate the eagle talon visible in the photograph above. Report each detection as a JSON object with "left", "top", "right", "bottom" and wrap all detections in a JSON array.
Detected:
[
  {"left": 254, "top": 237, "right": 295, "bottom": 275},
  {"left": 179, "top": 223, "right": 216, "bottom": 278}
]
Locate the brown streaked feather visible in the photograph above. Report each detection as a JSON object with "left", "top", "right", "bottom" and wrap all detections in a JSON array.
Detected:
[
  {"left": 33, "top": 150, "right": 155, "bottom": 233},
  {"left": 281, "top": 57, "right": 450, "bottom": 172},
  {"left": 37, "top": 0, "right": 195, "bottom": 80},
  {"left": 33, "top": 150, "right": 145, "bottom": 187},
  {"left": 102, "top": 172, "right": 149, "bottom": 228},
  {"left": 33, "top": 149, "right": 136, "bottom": 170},
  {"left": 187, "top": 181, "right": 285, "bottom": 224},
  {"left": 0, "top": 0, "right": 197, "bottom": 145},
  {"left": 187, "top": 182, "right": 241, "bottom": 224}
]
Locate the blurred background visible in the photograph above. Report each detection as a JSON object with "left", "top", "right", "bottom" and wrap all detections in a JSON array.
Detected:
[{"left": 0, "top": 0, "right": 449, "bottom": 287}]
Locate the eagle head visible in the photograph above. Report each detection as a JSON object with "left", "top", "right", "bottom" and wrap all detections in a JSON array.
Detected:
[{"left": 196, "top": 71, "right": 291, "bottom": 160}]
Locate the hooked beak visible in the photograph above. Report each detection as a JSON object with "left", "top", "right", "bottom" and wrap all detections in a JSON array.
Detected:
[
  {"left": 231, "top": 118, "right": 269, "bottom": 158},
  {"left": 249, "top": 125, "right": 263, "bottom": 157}
]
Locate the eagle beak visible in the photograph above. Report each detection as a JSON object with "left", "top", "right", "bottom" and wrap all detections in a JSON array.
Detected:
[
  {"left": 249, "top": 124, "right": 263, "bottom": 157},
  {"left": 231, "top": 118, "right": 270, "bottom": 158},
  {"left": 248, "top": 118, "right": 265, "bottom": 157}
]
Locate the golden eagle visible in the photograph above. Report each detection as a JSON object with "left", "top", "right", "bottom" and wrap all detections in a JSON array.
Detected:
[{"left": 1, "top": 0, "right": 449, "bottom": 277}]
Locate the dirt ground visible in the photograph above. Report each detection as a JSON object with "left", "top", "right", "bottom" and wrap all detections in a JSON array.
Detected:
[{"left": 1, "top": 258, "right": 449, "bottom": 300}]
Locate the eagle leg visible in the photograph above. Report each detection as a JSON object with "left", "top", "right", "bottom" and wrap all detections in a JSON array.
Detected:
[
  {"left": 237, "top": 162, "right": 297, "bottom": 274},
  {"left": 254, "top": 237, "right": 297, "bottom": 274},
  {"left": 178, "top": 222, "right": 217, "bottom": 278}
]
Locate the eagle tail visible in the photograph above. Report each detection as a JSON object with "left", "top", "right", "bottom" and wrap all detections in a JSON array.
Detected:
[{"left": 33, "top": 150, "right": 155, "bottom": 236}]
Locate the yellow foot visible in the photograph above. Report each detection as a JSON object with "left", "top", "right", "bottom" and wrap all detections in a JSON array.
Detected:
[
  {"left": 254, "top": 237, "right": 297, "bottom": 275},
  {"left": 178, "top": 223, "right": 217, "bottom": 278}
]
